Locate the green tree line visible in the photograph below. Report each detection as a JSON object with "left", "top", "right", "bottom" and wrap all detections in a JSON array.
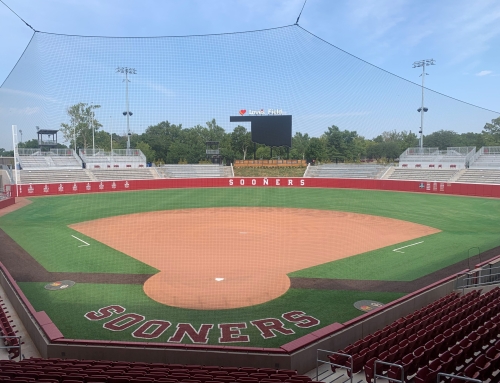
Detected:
[{"left": 2, "top": 108, "right": 499, "bottom": 165}]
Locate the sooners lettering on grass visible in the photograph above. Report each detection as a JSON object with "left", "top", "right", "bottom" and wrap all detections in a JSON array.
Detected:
[
  {"left": 132, "top": 320, "right": 172, "bottom": 339},
  {"left": 85, "top": 305, "right": 320, "bottom": 344},
  {"left": 282, "top": 311, "right": 320, "bottom": 328},
  {"left": 85, "top": 305, "right": 126, "bottom": 321},
  {"left": 218, "top": 323, "right": 249, "bottom": 343},
  {"left": 250, "top": 318, "right": 295, "bottom": 339}
]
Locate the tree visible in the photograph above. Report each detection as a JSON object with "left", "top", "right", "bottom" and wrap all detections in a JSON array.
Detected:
[
  {"left": 136, "top": 142, "right": 156, "bottom": 163},
  {"left": 205, "top": 119, "right": 226, "bottom": 142},
  {"left": 231, "top": 125, "right": 252, "bottom": 160},
  {"left": 424, "top": 130, "right": 460, "bottom": 150},
  {"left": 60, "top": 103, "right": 102, "bottom": 150},
  {"left": 483, "top": 116, "right": 500, "bottom": 145},
  {"left": 17, "top": 139, "right": 39, "bottom": 149},
  {"left": 140, "top": 121, "right": 183, "bottom": 163},
  {"left": 290, "top": 132, "right": 310, "bottom": 160},
  {"left": 372, "top": 130, "right": 417, "bottom": 157},
  {"left": 458, "top": 132, "right": 486, "bottom": 148},
  {"left": 305, "top": 137, "right": 327, "bottom": 163},
  {"left": 323, "top": 125, "right": 359, "bottom": 161},
  {"left": 0, "top": 148, "right": 14, "bottom": 157}
]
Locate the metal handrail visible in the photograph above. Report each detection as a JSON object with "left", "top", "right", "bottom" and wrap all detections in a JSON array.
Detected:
[
  {"left": 437, "top": 372, "right": 481, "bottom": 383},
  {"left": 456, "top": 270, "right": 500, "bottom": 292},
  {"left": 374, "top": 360, "right": 403, "bottom": 383},
  {"left": 0, "top": 335, "right": 22, "bottom": 361},
  {"left": 316, "top": 349, "right": 353, "bottom": 383}
]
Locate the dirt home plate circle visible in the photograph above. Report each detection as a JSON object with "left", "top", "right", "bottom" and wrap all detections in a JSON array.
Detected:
[{"left": 70, "top": 207, "right": 439, "bottom": 310}]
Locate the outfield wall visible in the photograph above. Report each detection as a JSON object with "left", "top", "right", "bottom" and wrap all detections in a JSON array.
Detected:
[
  {"left": 10, "top": 177, "right": 500, "bottom": 198},
  {"left": 0, "top": 197, "right": 15, "bottom": 210}
]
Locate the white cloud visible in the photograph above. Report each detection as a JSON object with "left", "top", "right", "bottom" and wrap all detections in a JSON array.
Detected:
[{"left": 476, "top": 70, "right": 492, "bottom": 76}]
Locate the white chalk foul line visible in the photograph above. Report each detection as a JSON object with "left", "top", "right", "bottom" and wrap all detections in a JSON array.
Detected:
[
  {"left": 71, "top": 235, "right": 90, "bottom": 247},
  {"left": 393, "top": 241, "right": 424, "bottom": 254}
]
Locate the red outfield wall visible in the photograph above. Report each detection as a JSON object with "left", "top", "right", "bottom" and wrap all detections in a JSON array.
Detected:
[
  {"left": 11, "top": 177, "right": 500, "bottom": 198},
  {"left": 0, "top": 198, "right": 15, "bottom": 209}
]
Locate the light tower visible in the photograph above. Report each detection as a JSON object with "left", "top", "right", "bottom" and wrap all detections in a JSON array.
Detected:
[
  {"left": 413, "top": 59, "right": 435, "bottom": 149},
  {"left": 116, "top": 67, "right": 136, "bottom": 151}
]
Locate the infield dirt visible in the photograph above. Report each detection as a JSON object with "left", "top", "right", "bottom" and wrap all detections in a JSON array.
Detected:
[{"left": 70, "top": 207, "right": 440, "bottom": 310}]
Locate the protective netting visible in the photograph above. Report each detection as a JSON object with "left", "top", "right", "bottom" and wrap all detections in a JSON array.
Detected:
[
  {"left": 1, "top": 25, "right": 500, "bottom": 347},
  {"left": 1, "top": 25, "right": 498, "bottom": 153}
]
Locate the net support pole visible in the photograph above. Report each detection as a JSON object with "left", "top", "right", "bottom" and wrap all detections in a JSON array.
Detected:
[
  {"left": 420, "top": 64, "right": 425, "bottom": 149},
  {"left": 11, "top": 125, "right": 19, "bottom": 188}
]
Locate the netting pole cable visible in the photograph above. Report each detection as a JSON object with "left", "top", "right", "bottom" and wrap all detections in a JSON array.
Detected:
[
  {"left": 295, "top": 0, "right": 308, "bottom": 25},
  {"left": 297, "top": 25, "right": 500, "bottom": 115},
  {"left": 0, "top": 0, "right": 37, "bottom": 32}
]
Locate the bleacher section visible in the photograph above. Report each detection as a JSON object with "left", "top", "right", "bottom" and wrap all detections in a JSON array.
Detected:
[
  {"left": 389, "top": 169, "right": 458, "bottom": 182},
  {"left": 0, "top": 359, "right": 317, "bottom": 382},
  {"left": 19, "top": 169, "right": 93, "bottom": 184},
  {"left": 304, "top": 164, "right": 388, "bottom": 178},
  {"left": 18, "top": 149, "right": 82, "bottom": 170},
  {"left": 399, "top": 147, "right": 476, "bottom": 170},
  {"left": 79, "top": 149, "right": 147, "bottom": 169},
  {"left": 470, "top": 146, "right": 500, "bottom": 169},
  {"left": 327, "top": 288, "right": 500, "bottom": 383},
  {"left": 156, "top": 165, "right": 232, "bottom": 178},
  {"left": 0, "top": 294, "right": 22, "bottom": 360},
  {"left": 456, "top": 169, "right": 500, "bottom": 185},
  {"left": 91, "top": 168, "right": 158, "bottom": 181}
]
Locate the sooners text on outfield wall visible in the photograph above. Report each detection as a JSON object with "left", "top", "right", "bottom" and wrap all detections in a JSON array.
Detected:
[{"left": 229, "top": 178, "right": 306, "bottom": 186}]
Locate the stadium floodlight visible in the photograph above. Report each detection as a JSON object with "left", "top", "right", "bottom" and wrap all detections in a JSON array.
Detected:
[
  {"left": 413, "top": 59, "right": 436, "bottom": 149},
  {"left": 116, "top": 67, "right": 136, "bottom": 151}
]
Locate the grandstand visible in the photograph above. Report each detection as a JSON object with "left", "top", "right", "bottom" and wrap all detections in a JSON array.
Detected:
[
  {"left": 456, "top": 169, "right": 500, "bottom": 185},
  {"left": 323, "top": 287, "right": 500, "bottom": 383},
  {"left": 388, "top": 168, "right": 459, "bottom": 182},
  {"left": 18, "top": 149, "right": 83, "bottom": 170},
  {"left": 156, "top": 164, "right": 233, "bottom": 178},
  {"left": 399, "top": 147, "right": 476, "bottom": 170},
  {"left": 470, "top": 147, "right": 500, "bottom": 169},
  {"left": 91, "top": 168, "right": 158, "bottom": 181},
  {"left": 79, "top": 149, "right": 147, "bottom": 169},
  {"left": 304, "top": 164, "right": 388, "bottom": 179},
  {"left": 19, "top": 169, "right": 93, "bottom": 184}
]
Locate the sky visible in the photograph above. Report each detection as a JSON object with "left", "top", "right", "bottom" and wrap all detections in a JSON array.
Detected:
[{"left": 0, "top": 0, "right": 499, "bottom": 150}]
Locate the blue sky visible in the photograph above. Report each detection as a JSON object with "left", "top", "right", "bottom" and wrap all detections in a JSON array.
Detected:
[{"left": 0, "top": 0, "right": 499, "bottom": 150}]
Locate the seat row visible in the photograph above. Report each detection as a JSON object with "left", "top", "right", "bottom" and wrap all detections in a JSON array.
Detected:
[
  {"left": 363, "top": 298, "right": 500, "bottom": 383},
  {"left": 328, "top": 288, "right": 500, "bottom": 382},
  {"left": 329, "top": 292, "right": 463, "bottom": 367},
  {"left": 0, "top": 295, "right": 22, "bottom": 359},
  {"left": 380, "top": 289, "right": 500, "bottom": 383},
  {"left": 388, "top": 312, "right": 500, "bottom": 383},
  {"left": 0, "top": 359, "right": 316, "bottom": 383}
]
